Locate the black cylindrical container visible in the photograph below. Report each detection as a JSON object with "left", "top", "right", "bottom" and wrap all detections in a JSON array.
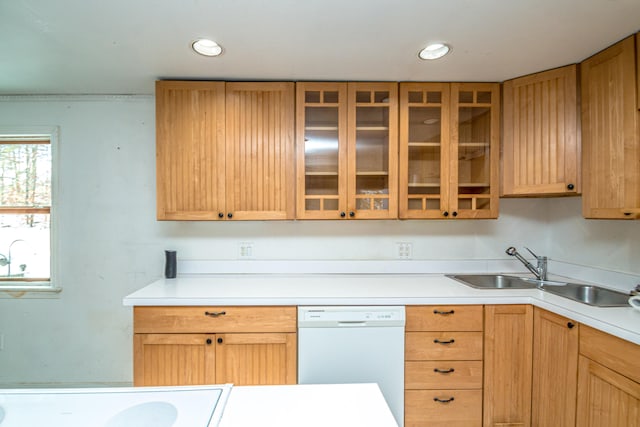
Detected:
[{"left": 164, "top": 250, "right": 177, "bottom": 279}]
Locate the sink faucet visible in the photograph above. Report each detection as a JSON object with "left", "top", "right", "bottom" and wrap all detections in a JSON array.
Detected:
[{"left": 506, "top": 246, "right": 548, "bottom": 281}]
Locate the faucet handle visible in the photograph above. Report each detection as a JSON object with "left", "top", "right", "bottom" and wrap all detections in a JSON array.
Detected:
[{"left": 525, "top": 247, "right": 541, "bottom": 259}]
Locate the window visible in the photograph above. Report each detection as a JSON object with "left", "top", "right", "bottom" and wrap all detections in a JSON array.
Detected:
[{"left": 0, "top": 133, "right": 54, "bottom": 287}]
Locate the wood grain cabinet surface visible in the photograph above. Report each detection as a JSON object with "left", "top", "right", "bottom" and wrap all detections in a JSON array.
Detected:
[
  {"left": 405, "top": 305, "right": 483, "bottom": 427},
  {"left": 531, "top": 307, "right": 578, "bottom": 427},
  {"left": 581, "top": 35, "right": 640, "bottom": 219},
  {"left": 399, "top": 83, "right": 500, "bottom": 219},
  {"left": 133, "top": 306, "right": 297, "bottom": 387},
  {"left": 577, "top": 325, "right": 640, "bottom": 427},
  {"left": 296, "top": 82, "right": 398, "bottom": 219},
  {"left": 483, "top": 304, "right": 533, "bottom": 427},
  {"left": 502, "top": 65, "right": 580, "bottom": 197},
  {"left": 156, "top": 81, "right": 295, "bottom": 221}
]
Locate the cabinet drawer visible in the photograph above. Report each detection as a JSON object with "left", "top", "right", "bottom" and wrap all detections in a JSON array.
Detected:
[
  {"left": 405, "top": 361, "right": 483, "bottom": 390},
  {"left": 406, "top": 332, "right": 483, "bottom": 360},
  {"left": 134, "top": 306, "right": 297, "bottom": 333},
  {"left": 406, "top": 305, "right": 483, "bottom": 331},
  {"left": 405, "top": 389, "right": 482, "bottom": 427},
  {"left": 580, "top": 325, "right": 640, "bottom": 383}
]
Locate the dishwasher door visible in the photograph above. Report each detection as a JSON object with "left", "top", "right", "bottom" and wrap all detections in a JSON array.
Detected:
[{"left": 298, "top": 306, "right": 405, "bottom": 427}]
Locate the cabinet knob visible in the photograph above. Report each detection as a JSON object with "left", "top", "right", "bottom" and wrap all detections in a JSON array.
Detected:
[
  {"left": 567, "top": 322, "right": 575, "bottom": 329},
  {"left": 433, "top": 368, "right": 455, "bottom": 374},
  {"left": 443, "top": 211, "right": 449, "bottom": 217},
  {"left": 349, "top": 211, "right": 355, "bottom": 218},
  {"left": 206, "top": 338, "right": 212, "bottom": 345},
  {"left": 340, "top": 212, "right": 346, "bottom": 218},
  {"left": 217, "top": 337, "right": 223, "bottom": 344},
  {"left": 433, "top": 339, "right": 455, "bottom": 345},
  {"left": 204, "top": 311, "right": 227, "bottom": 317},
  {"left": 567, "top": 183, "right": 575, "bottom": 190},
  {"left": 218, "top": 212, "right": 224, "bottom": 218},
  {"left": 227, "top": 213, "right": 233, "bottom": 219},
  {"left": 433, "top": 309, "right": 455, "bottom": 315},
  {"left": 452, "top": 211, "right": 458, "bottom": 217}
]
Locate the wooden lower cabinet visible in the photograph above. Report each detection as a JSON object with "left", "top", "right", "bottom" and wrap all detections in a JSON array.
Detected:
[
  {"left": 577, "top": 325, "right": 640, "bottom": 427},
  {"left": 531, "top": 308, "right": 578, "bottom": 427},
  {"left": 405, "top": 305, "right": 483, "bottom": 427},
  {"left": 483, "top": 304, "right": 533, "bottom": 427},
  {"left": 405, "top": 389, "right": 482, "bottom": 427},
  {"left": 133, "top": 306, "right": 297, "bottom": 387}
]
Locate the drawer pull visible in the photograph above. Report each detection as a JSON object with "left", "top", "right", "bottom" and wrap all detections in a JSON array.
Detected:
[
  {"left": 433, "top": 338, "right": 455, "bottom": 345},
  {"left": 204, "top": 311, "right": 227, "bottom": 317},
  {"left": 433, "top": 368, "right": 455, "bottom": 374},
  {"left": 433, "top": 396, "right": 455, "bottom": 403},
  {"left": 433, "top": 309, "right": 455, "bottom": 315}
]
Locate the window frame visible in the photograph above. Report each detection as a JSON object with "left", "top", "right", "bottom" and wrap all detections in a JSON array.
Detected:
[{"left": 0, "top": 126, "right": 60, "bottom": 295}]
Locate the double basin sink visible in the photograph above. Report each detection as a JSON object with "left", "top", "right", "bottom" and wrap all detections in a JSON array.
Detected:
[{"left": 447, "top": 274, "right": 631, "bottom": 307}]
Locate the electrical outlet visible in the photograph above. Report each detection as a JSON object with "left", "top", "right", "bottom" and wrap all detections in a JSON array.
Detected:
[
  {"left": 396, "top": 242, "right": 412, "bottom": 259},
  {"left": 239, "top": 242, "right": 255, "bottom": 259},
  {"left": 0, "top": 334, "right": 4, "bottom": 351}
]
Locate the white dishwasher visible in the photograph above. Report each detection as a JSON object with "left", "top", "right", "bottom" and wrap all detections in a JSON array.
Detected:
[{"left": 298, "top": 306, "right": 405, "bottom": 427}]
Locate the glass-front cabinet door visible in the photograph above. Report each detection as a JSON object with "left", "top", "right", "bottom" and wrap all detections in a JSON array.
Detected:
[
  {"left": 297, "top": 82, "right": 398, "bottom": 219},
  {"left": 399, "top": 83, "right": 450, "bottom": 218},
  {"left": 450, "top": 83, "right": 499, "bottom": 218},
  {"left": 347, "top": 83, "right": 398, "bottom": 219},
  {"left": 296, "top": 83, "right": 348, "bottom": 219}
]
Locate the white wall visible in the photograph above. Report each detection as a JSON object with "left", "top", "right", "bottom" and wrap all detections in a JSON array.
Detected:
[{"left": 0, "top": 95, "right": 637, "bottom": 386}]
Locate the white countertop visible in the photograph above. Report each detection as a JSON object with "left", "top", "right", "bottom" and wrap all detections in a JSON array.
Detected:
[
  {"left": 220, "top": 383, "right": 398, "bottom": 427},
  {"left": 123, "top": 273, "right": 640, "bottom": 345}
]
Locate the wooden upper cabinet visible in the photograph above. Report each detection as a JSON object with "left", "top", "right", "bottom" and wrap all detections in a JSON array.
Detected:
[
  {"left": 296, "top": 82, "right": 348, "bottom": 219},
  {"left": 451, "top": 83, "right": 500, "bottom": 219},
  {"left": 399, "top": 83, "right": 451, "bottom": 219},
  {"left": 296, "top": 82, "right": 398, "bottom": 219},
  {"left": 225, "top": 82, "right": 295, "bottom": 220},
  {"left": 581, "top": 35, "right": 640, "bottom": 219},
  {"left": 156, "top": 81, "right": 226, "bottom": 220},
  {"left": 156, "top": 81, "right": 295, "bottom": 221},
  {"left": 502, "top": 65, "right": 580, "bottom": 196},
  {"left": 399, "top": 83, "right": 499, "bottom": 219}
]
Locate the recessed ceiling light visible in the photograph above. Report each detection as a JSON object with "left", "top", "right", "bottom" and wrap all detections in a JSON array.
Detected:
[
  {"left": 418, "top": 43, "right": 451, "bottom": 60},
  {"left": 192, "top": 39, "right": 223, "bottom": 57}
]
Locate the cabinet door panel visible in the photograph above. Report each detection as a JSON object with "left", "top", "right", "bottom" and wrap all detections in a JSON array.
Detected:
[
  {"left": 296, "top": 82, "right": 348, "bottom": 219},
  {"left": 450, "top": 83, "right": 500, "bottom": 219},
  {"left": 502, "top": 65, "right": 580, "bottom": 196},
  {"left": 406, "top": 305, "right": 483, "bottom": 331},
  {"left": 581, "top": 35, "right": 640, "bottom": 219},
  {"left": 347, "top": 82, "right": 398, "bottom": 219},
  {"left": 577, "top": 356, "right": 640, "bottom": 427},
  {"left": 405, "top": 332, "right": 483, "bottom": 360},
  {"left": 405, "top": 389, "right": 482, "bottom": 427},
  {"left": 405, "top": 360, "right": 483, "bottom": 389},
  {"left": 215, "top": 333, "right": 297, "bottom": 385},
  {"left": 531, "top": 308, "right": 578, "bottom": 427},
  {"left": 134, "top": 306, "right": 297, "bottom": 334},
  {"left": 134, "top": 333, "right": 215, "bottom": 386},
  {"left": 399, "top": 83, "right": 451, "bottom": 218},
  {"left": 156, "top": 81, "right": 226, "bottom": 220},
  {"left": 483, "top": 305, "right": 533, "bottom": 427},
  {"left": 225, "top": 82, "right": 295, "bottom": 220}
]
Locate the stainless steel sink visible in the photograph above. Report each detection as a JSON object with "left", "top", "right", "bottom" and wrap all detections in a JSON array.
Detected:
[
  {"left": 446, "top": 274, "right": 538, "bottom": 289},
  {"left": 447, "top": 274, "right": 631, "bottom": 307},
  {"left": 542, "top": 283, "right": 630, "bottom": 307}
]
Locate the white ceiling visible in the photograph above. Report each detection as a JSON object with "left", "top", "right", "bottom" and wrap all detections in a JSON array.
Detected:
[{"left": 1, "top": 0, "right": 639, "bottom": 95}]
